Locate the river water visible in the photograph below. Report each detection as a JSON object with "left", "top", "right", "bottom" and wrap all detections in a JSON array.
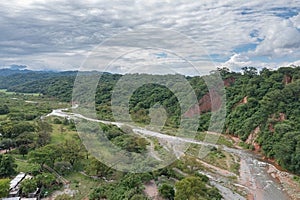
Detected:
[{"left": 47, "top": 108, "right": 292, "bottom": 200}]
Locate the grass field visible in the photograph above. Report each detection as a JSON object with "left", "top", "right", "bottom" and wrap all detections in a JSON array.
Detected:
[
  {"left": 15, "top": 158, "right": 40, "bottom": 173},
  {"left": 50, "top": 123, "right": 78, "bottom": 144},
  {"left": 65, "top": 172, "right": 101, "bottom": 200}
]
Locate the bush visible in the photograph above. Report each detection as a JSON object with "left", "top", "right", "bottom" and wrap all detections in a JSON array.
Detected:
[
  {"left": 158, "top": 183, "right": 175, "bottom": 200},
  {"left": 53, "top": 118, "right": 62, "bottom": 124},
  {"left": 20, "top": 179, "right": 37, "bottom": 196}
]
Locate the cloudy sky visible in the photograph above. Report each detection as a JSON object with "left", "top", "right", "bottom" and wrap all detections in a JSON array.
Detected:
[{"left": 0, "top": 0, "right": 300, "bottom": 75}]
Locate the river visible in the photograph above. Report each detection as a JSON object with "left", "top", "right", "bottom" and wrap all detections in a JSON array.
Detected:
[{"left": 47, "top": 108, "right": 292, "bottom": 200}]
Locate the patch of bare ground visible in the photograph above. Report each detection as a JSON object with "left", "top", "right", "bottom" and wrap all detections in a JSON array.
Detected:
[
  {"left": 143, "top": 180, "right": 165, "bottom": 200},
  {"left": 41, "top": 185, "right": 78, "bottom": 200},
  {"left": 196, "top": 159, "right": 237, "bottom": 177}
]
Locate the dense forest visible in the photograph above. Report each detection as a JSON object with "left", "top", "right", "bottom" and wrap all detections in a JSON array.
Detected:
[{"left": 0, "top": 66, "right": 300, "bottom": 175}]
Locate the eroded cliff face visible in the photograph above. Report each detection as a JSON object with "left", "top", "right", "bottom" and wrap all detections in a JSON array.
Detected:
[
  {"left": 184, "top": 77, "right": 235, "bottom": 118},
  {"left": 283, "top": 74, "right": 292, "bottom": 85},
  {"left": 245, "top": 126, "right": 261, "bottom": 152}
]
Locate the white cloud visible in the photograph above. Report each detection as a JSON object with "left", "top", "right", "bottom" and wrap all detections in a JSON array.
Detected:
[
  {"left": 0, "top": 0, "right": 300, "bottom": 73},
  {"left": 248, "top": 19, "right": 300, "bottom": 58},
  {"left": 291, "top": 14, "right": 300, "bottom": 28}
]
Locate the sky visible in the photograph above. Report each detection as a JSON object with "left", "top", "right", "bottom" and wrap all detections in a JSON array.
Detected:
[{"left": 0, "top": 0, "right": 300, "bottom": 75}]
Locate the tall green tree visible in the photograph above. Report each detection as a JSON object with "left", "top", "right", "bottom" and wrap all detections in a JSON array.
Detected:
[
  {"left": 36, "top": 121, "right": 52, "bottom": 147},
  {"left": 29, "top": 144, "right": 60, "bottom": 169},
  {"left": 61, "top": 140, "right": 84, "bottom": 167},
  {"left": 0, "top": 154, "right": 17, "bottom": 177},
  {"left": 85, "top": 157, "right": 111, "bottom": 177}
]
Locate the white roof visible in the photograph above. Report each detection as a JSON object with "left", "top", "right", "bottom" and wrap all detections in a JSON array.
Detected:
[
  {"left": 1, "top": 197, "right": 21, "bottom": 200},
  {"left": 9, "top": 173, "right": 26, "bottom": 190},
  {"left": 21, "top": 198, "right": 37, "bottom": 200}
]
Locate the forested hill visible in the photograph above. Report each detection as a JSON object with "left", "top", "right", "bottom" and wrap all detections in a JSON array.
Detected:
[
  {"left": 1, "top": 66, "right": 300, "bottom": 174},
  {"left": 0, "top": 69, "right": 77, "bottom": 101}
]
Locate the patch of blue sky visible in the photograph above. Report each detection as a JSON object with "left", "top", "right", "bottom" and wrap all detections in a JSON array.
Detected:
[
  {"left": 250, "top": 30, "right": 259, "bottom": 38},
  {"left": 240, "top": 8, "right": 257, "bottom": 15},
  {"left": 155, "top": 52, "right": 168, "bottom": 58},
  {"left": 208, "top": 54, "right": 229, "bottom": 62},
  {"left": 249, "top": 30, "right": 264, "bottom": 42},
  {"left": 270, "top": 7, "right": 300, "bottom": 19},
  {"left": 250, "top": 56, "right": 298, "bottom": 63},
  {"left": 233, "top": 43, "right": 258, "bottom": 53}
]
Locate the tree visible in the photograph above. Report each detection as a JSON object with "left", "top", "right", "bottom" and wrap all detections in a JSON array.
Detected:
[
  {"left": 20, "top": 179, "right": 37, "bottom": 196},
  {"left": 85, "top": 157, "right": 111, "bottom": 177},
  {"left": 217, "top": 67, "right": 231, "bottom": 78},
  {"left": 0, "top": 122, "right": 35, "bottom": 138},
  {"left": 37, "top": 131, "right": 51, "bottom": 147},
  {"left": 89, "top": 187, "right": 107, "bottom": 200},
  {"left": 0, "top": 154, "right": 17, "bottom": 177},
  {"left": 174, "top": 176, "right": 208, "bottom": 200},
  {"left": 36, "top": 173, "right": 57, "bottom": 188},
  {"left": 0, "top": 138, "right": 15, "bottom": 152},
  {"left": 0, "top": 178, "right": 10, "bottom": 198},
  {"left": 0, "top": 104, "right": 9, "bottom": 115},
  {"left": 207, "top": 187, "right": 222, "bottom": 200},
  {"left": 158, "top": 183, "right": 175, "bottom": 200},
  {"left": 29, "top": 144, "right": 60, "bottom": 169},
  {"left": 53, "top": 118, "right": 62, "bottom": 124},
  {"left": 274, "top": 132, "right": 299, "bottom": 171},
  {"left": 241, "top": 66, "right": 258, "bottom": 77},
  {"left": 15, "top": 132, "right": 35, "bottom": 146},
  {"left": 19, "top": 145, "right": 29, "bottom": 157},
  {"left": 36, "top": 121, "right": 52, "bottom": 147},
  {"left": 61, "top": 140, "right": 84, "bottom": 167}
]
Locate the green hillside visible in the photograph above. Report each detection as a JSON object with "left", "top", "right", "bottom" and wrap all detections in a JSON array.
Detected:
[{"left": 1, "top": 66, "right": 300, "bottom": 174}]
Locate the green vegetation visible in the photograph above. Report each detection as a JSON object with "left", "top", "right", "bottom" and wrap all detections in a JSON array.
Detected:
[
  {"left": 66, "top": 172, "right": 100, "bottom": 200},
  {"left": 158, "top": 183, "right": 175, "bottom": 199},
  {"left": 55, "top": 194, "right": 73, "bottom": 200},
  {"left": 15, "top": 159, "right": 40, "bottom": 174},
  {"left": 293, "top": 176, "right": 300, "bottom": 185},
  {"left": 223, "top": 66, "right": 300, "bottom": 174},
  {"left": 0, "top": 154, "right": 17, "bottom": 177},
  {"left": 20, "top": 178, "right": 37, "bottom": 196},
  {"left": 0, "top": 178, "right": 10, "bottom": 198},
  {"left": 89, "top": 173, "right": 151, "bottom": 200},
  {"left": 175, "top": 176, "right": 222, "bottom": 200}
]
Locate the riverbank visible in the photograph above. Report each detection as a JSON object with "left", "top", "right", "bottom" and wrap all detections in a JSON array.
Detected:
[{"left": 222, "top": 132, "right": 300, "bottom": 200}]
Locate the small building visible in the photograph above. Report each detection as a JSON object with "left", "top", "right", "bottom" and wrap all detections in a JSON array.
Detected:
[
  {"left": 8, "top": 186, "right": 21, "bottom": 198},
  {"left": 5, "top": 173, "right": 40, "bottom": 200},
  {"left": 9, "top": 173, "right": 26, "bottom": 197},
  {"left": 9, "top": 173, "right": 26, "bottom": 190},
  {"left": 1, "top": 197, "right": 21, "bottom": 200}
]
